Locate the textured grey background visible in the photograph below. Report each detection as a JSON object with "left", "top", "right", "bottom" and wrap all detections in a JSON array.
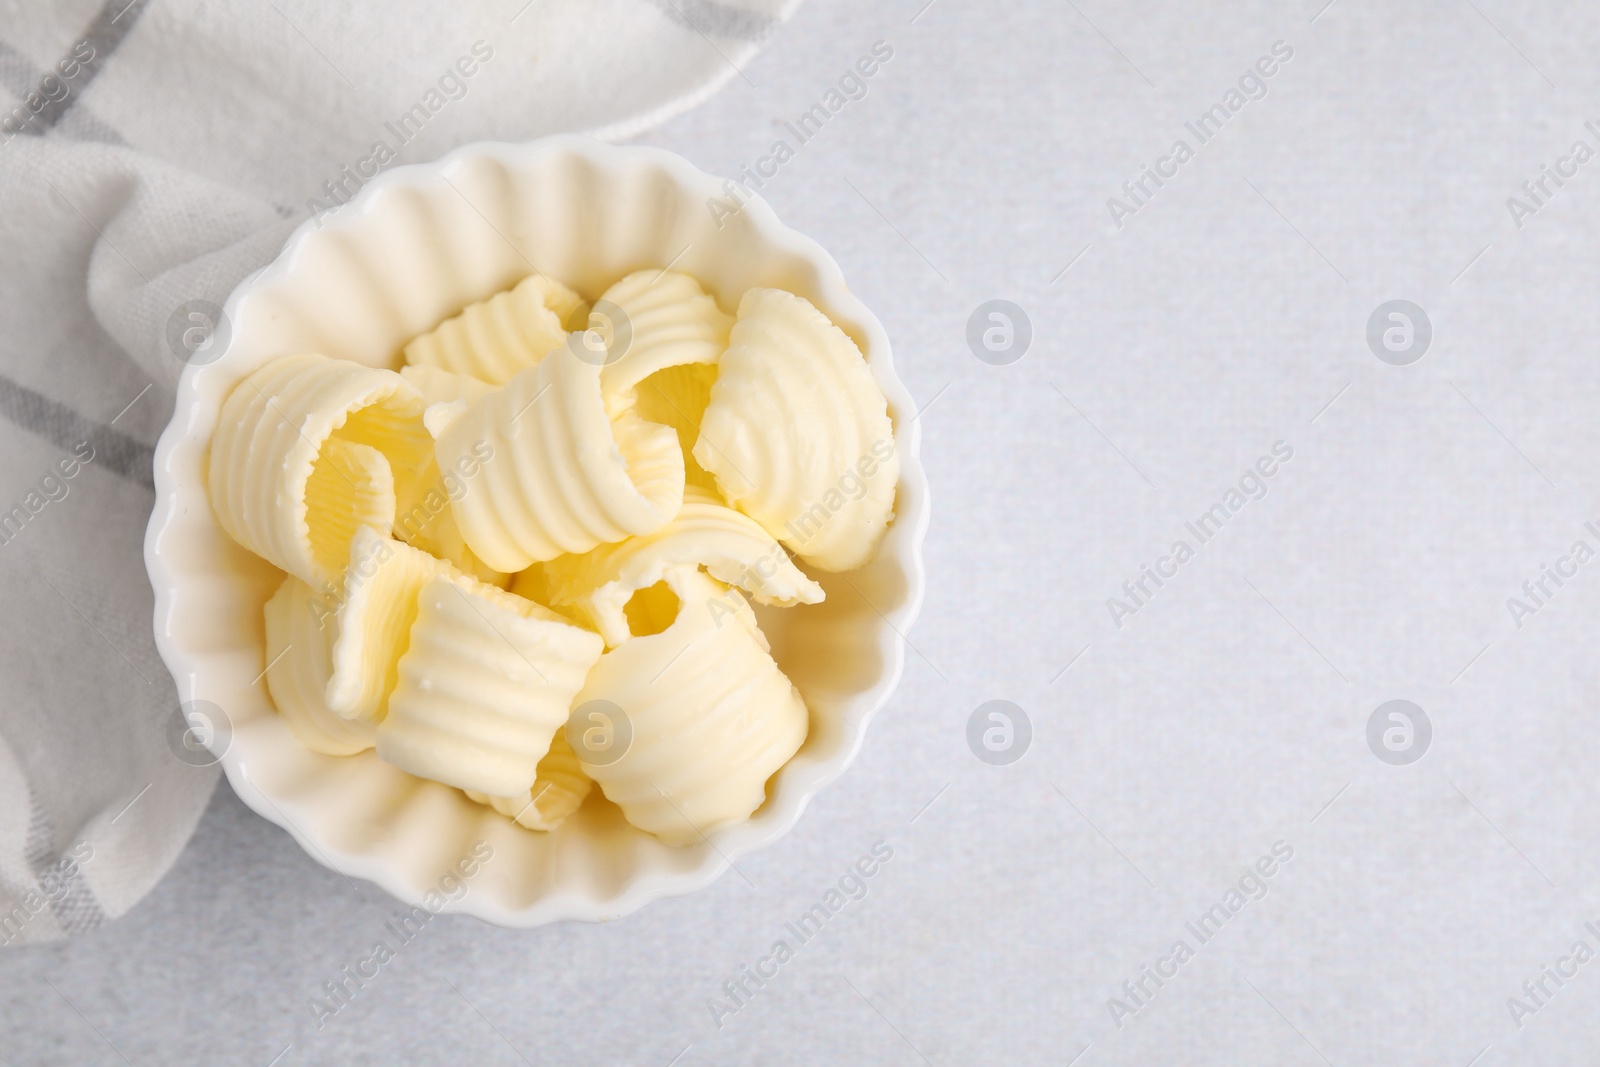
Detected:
[{"left": 10, "top": 0, "right": 1600, "bottom": 1063}]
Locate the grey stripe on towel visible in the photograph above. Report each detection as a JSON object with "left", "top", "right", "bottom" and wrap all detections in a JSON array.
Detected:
[
  {"left": 0, "top": 375, "right": 155, "bottom": 489},
  {"left": 644, "top": 0, "right": 779, "bottom": 42},
  {"left": 23, "top": 793, "right": 107, "bottom": 938},
  {"left": 0, "top": 40, "right": 48, "bottom": 102},
  {"left": 11, "top": 0, "right": 151, "bottom": 133}
]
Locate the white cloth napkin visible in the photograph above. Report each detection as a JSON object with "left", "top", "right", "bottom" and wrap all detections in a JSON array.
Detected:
[{"left": 0, "top": 0, "right": 796, "bottom": 946}]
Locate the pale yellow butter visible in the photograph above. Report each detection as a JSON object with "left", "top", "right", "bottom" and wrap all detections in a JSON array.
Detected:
[
  {"left": 262, "top": 575, "right": 376, "bottom": 757},
  {"left": 543, "top": 487, "right": 823, "bottom": 648},
  {"left": 324, "top": 526, "right": 449, "bottom": 723},
  {"left": 594, "top": 269, "right": 732, "bottom": 417},
  {"left": 378, "top": 571, "right": 602, "bottom": 795},
  {"left": 430, "top": 345, "right": 685, "bottom": 572},
  {"left": 220, "top": 270, "right": 894, "bottom": 848},
  {"left": 573, "top": 566, "right": 808, "bottom": 846},
  {"left": 208, "top": 353, "right": 428, "bottom": 590},
  {"left": 403, "top": 273, "right": 586, "bottom": 385},
  {"left": 400, "top": 363, "right": 494, "bottom": 407},
  {"left": 695, "top": 289, "right": 898, "bottom": 571},
  {"left": 464, "top": 731, "right": 593, "bottom": 832}
]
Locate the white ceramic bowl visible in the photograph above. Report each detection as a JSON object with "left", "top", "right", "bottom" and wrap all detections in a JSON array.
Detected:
[{"left": 144, "top": 136, "right": 929, "bottom": 926}]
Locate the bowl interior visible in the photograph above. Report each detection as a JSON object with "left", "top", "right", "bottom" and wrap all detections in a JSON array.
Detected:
[{"left": 150, "top": 138, "right": 926, "bottom": 924}]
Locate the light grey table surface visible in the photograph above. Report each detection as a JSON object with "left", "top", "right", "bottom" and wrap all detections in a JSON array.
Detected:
[{"left": 11, "top": 0, "right": 1600, "bottom": 1063}]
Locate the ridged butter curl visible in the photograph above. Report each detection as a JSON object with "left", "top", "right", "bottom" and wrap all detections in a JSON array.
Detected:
[
  {"left": 430, "top": 344, "right": 686, "bottom": 573},
  {"left": 402, "top": 273, "right": 587, "bottom": 385},
  {"left": 574, "top": 566, "right": 808, "bottom": 846},
  {"left": 400, "top": 363, "right": 493, "bottom": 407},
  {"left": 377, "top": 572, "right": 603, "bottom": 796},
  {"left": 208, "top": 353, "right": 430, "bottom": 590},
  {"left": 595, "top": 269, "right": 733, "bottom": 415},
  {"left": 694, "top": 289, "right": 899, "bottom": 572},
  {"left": 464, "top": 732, "right": 594, "bottom": 832},
  {"left": 262, "top": 575, "right": 376, "bottom": 757},
  {"left": 543, "top": 487, "right": 824, "bottom": 648},
  {"left": 324, "top": 527, "right": 449, "bottom": 723}
]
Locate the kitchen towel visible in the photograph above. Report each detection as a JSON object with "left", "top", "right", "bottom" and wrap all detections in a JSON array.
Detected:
[{"left": 0, "top": 0, "right": 797, "bottom": 945}]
